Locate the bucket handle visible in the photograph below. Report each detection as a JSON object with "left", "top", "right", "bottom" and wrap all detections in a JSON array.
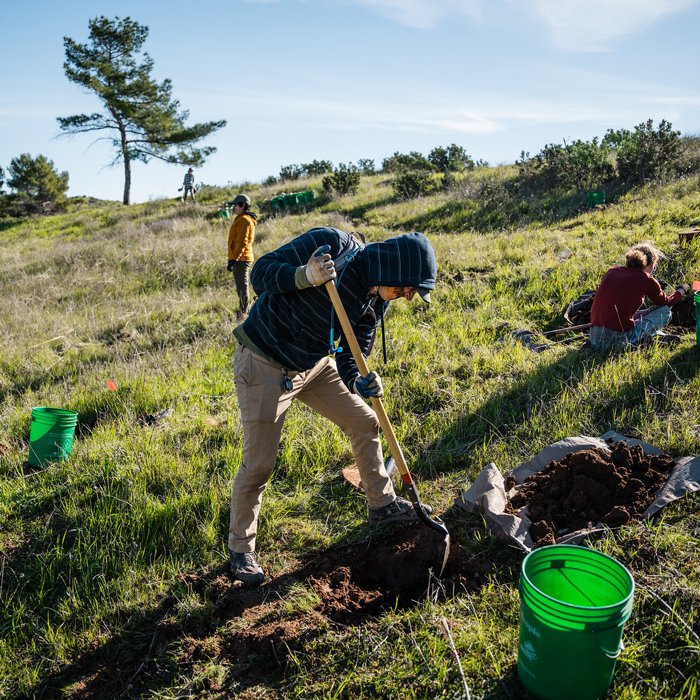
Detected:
[{"left": 599, "top": 638, "right": 625, "bottom": 659}]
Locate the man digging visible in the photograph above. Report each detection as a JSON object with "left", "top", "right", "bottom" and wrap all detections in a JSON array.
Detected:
[{"left": 228, "top": 227, "right": 437, "bottom": 586}]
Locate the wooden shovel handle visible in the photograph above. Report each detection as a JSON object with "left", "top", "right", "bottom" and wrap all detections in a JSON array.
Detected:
[
  {"left": 325, "top": 281, "right": 413, "bottom": 485},
  {"left": 541, "top": 322, "right": 592, "bottom": 337}
]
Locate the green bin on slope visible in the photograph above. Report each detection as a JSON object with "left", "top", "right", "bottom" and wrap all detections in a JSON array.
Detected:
[
  {"left": 28, "top": 407, "right": 78, "bottom": 467},
  {"left": 587, "top": 190, "right": 605, "bottom": 207},
  {"left": 518, "top": 544, "right": 634, "bottom": 700}
]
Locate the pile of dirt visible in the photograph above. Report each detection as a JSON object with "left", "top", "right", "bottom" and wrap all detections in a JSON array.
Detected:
[{"left": 505, "top": 441, "right": 675, "bottom": 548}]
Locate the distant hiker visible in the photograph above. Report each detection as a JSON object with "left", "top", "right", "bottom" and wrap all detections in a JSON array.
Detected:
[
  {"left": 227, "top": 227, "right": 437, "bottom": 586},
  {"left": 181, "top": 167, "right": 196, "bottom": 202},
  {"left": 589, "top": 242, "right": 689, "bottom": 350},
  {"left": 227, "top": 194, "right": 257, "bottom": 317}
]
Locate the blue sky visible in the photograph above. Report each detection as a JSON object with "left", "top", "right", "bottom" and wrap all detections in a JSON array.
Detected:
[{"left": 2, "top": 0, "right": 699, "bottom": 203}]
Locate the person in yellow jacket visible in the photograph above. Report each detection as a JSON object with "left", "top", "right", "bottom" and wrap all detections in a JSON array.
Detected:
[{"left": 227, "top": 194, "right": 257, "bottom": 316}]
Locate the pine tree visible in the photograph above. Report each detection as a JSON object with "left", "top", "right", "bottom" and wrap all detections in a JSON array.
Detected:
[
  {"left": 58, "top": 16, "right": 226, "bottom": 204},
  {"left": 7, "top": 154, "right": 69, "bottom": 210}
]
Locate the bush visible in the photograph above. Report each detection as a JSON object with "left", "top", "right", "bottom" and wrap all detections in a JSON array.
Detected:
[
  {"left": 428, "top": 144, "right": 475, "bottom": 173},
  {"left": 279, "top": 164, "right": 304, "bottom": 181},
  {"left": 382, "top": 151, "right": 433, "bottom": 173},
  {"left": 392, "top": 170, "right": 434, "bottom": 199},
  {"left": 677, "top": 135, "right": 700, "bottom": 177},
  {"left": 517, "top": 138, "right": 614, "bottom": 193},
  {"left": 356, "top": 159, "right": 375, "bottom": 175},
  {"left": 604, "top": 119, "right": 682, "bottom": 186},
  {"left": 303, "top": 160, "right": 333, "bottom": 176},
  {"left": 322, "top": 163, "right": 361, "bottom": 197},
  {"left": 5, "top": 153, "right": 69, "bottom": 213}
]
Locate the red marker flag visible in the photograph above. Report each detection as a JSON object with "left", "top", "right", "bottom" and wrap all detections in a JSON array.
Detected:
[{"left": 106, "top": 380, "right": 118, "bottom": 391}]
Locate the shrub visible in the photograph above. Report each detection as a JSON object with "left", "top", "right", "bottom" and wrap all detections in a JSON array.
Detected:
[
  {"left": 322, "top": 163, "right": 361, "bottom": 197},
  {"left": 677, "top": 135, "right": 700, "bottom": 176},
  {"left": 604, "top": 119, "right": 682, "bottom": 186},
  {"left": 356, "top": 159, "right": 375, "bottom": 175},
  {"left": 279, "top": 164, "right": 304, "bottom": 181},
  {"left": 393, "top": 170, "right": 434, "bottom": 199},
  {"left": 428, "top": 144, "right": 475, "bottom": 173},
  {"left": 518, "top": 138, "right": 614, "bottom": 193},
  {"left": 303, "top": 160, "right": 333, "bottom": 176},
  {"left": 6, "top": 153, "right": 70, "bottom": 213},
  {"left": 382, "top": 151, "right": 433, "bottom": 173}
]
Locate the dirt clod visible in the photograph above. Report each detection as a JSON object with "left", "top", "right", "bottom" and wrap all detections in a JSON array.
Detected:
[{"left": 506, "top": 441, "right": 675, "bottom": 547}]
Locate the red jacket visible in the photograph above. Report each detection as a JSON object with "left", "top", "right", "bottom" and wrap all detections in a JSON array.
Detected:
[{"left": 590, "top": 266, "right": 682, "bottom": 332}]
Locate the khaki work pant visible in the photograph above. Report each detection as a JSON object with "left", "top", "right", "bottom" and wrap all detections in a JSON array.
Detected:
[{"left": 229, "top": 344, "right": 395, "bottom": 553}]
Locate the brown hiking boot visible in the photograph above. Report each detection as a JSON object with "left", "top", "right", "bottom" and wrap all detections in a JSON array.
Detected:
[
  {"left": 368, "top": 496, "right": 432, "bottom": 524},
  {"left": 229, "top": 550, "right": 265, "bottom": 586}
]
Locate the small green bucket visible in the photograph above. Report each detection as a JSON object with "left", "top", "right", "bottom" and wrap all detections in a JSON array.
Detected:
[
  {"left": 694, "top": 291, "right": 700, "bottom": 346},
  {"left": 518, "top": 545, "right": 634, "bottom": 700},
  {"left": 28, "top": 407, "right": 79, "bottom": 467},
  {"left": 587, "top": 190, "right": 605, "bottom": 207}
]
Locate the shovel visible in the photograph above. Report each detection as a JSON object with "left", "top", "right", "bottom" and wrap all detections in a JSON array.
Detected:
[{"left": 325, "top": 280, "right": 451, "bottom": 576}]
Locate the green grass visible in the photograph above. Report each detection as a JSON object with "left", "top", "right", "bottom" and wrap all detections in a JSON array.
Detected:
[{"left": 1, "top": 173, "right": 699, "bottom": 698}]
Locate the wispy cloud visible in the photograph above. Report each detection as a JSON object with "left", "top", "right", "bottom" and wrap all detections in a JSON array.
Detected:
[
  {"left": 349, "top": 0, "right": 482, "bottom": 29},
  {"left": 333, "top": 0, "right": 698, "bottom": 50},
  {"left": 215, "top": 86, "right": 687, "bottom": 136},
  {"left": 531, "top": 0, "right": 699, "bottom": 51}
]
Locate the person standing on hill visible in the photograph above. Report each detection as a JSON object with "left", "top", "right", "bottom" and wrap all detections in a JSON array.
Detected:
[
  {"left": 589, "top": 242, "right": 689, "bottom": 350},
  {"left": 181, "top": 167, "right": 196, "bottom": 203},
  {"left": 227, "top": 194, "right": 257, "bottom": 317},
  {"left": 227, "top": 227, "right": 437, "bottom": 586}
]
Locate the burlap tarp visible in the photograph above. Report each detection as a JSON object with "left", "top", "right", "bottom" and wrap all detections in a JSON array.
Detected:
[{"left": 456, "top": 431, "right": 700, "bottom": 552}]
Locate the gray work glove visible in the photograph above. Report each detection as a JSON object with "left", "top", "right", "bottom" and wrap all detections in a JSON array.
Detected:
[
  {"left": 353, "top": 371, "right": 384, "bottom": 398},
  {"left": 677, "top": 283, "right": 691, "bottom": 295},
  {"left": 299, "top": 245, "right": 336, "bottom": 288}
]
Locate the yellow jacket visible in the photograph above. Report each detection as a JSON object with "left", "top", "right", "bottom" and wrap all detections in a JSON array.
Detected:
[{"left": 228, "top": 213, "right": 256, "bottom": 262}]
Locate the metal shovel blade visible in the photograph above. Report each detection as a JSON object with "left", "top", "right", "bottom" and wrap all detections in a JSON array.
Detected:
[{"left": 406, "top": 482, "right": 451, "bottom": 577}]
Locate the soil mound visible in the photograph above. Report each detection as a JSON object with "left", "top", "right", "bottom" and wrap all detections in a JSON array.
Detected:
[{"left": 505, "top": 441, "right": 675, "bottom": 548}]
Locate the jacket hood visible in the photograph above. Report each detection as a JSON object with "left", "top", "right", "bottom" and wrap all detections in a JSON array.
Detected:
[{"left": 360, "top": 232, "right": 437, "bottom": 289}]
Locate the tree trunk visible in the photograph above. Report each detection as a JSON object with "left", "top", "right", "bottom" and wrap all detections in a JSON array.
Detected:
[
  {"left": 122, "top": 156, "right": 131, "bottom": 205},
  {"left": 118, "top": 119, "right": 131, "bottom": 205}
]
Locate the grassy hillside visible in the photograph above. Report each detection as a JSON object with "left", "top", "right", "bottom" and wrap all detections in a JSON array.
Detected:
[{"left": 1, "top": 171, "right": 699, "bottom": 698}]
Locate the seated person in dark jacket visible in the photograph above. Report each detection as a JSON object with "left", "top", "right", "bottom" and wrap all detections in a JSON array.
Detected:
[
  {"left": 589, "top": 242, "right": 689, "bottom": 350},
  {"left": 228, "top": 227, "right": 437, "bottom": 586}
]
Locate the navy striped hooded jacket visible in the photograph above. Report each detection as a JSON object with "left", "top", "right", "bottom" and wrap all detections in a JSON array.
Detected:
[{"left": 237, "top": 227, "right": 437, "bottom": 388}]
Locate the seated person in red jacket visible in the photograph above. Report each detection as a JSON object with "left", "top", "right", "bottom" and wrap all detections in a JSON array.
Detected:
[{"left": 589, "top": 242, "right": 689, "bottom": 350}]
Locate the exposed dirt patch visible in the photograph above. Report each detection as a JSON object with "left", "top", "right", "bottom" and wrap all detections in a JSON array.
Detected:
[
  {"left": 30, "top": 524, "right": 499, "bottom": 696},
  {"left": 670, "top": 293, "right": 696, "bottom": 330},
  {"left": 505, "top": 441, "right": 675, "bottom": 547},
  {"left": 175, "top": 524, "right": 494, "bottom": 684}
]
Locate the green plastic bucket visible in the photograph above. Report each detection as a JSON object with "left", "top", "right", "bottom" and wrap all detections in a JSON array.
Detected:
[
  {"left": 28, "top": 407, "right": 78, "bottom": 467},
  {"left": 518, "top": 545, "right": 634, "bottom": 700},
  {"left": 695, "top": 292, "right": 700, "bottom": 346},
  {"left": 587, "top": 190, "right": 605, "bottom": 207}
]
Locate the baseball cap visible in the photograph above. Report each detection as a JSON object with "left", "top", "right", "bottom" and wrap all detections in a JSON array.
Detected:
[{"left": 231, "top": 194, "right": 251, "bottom": 206}]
